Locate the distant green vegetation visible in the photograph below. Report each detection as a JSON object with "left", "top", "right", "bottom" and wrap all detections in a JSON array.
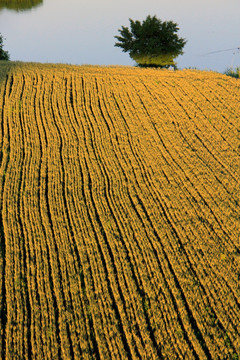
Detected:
[
  {"left": 0, "top": 0, "right": 43, "bottom": 11},
  {"left": 224, "top": 67, "right": 240, "bottom": 79},
  {"left": 0, "top": 34, "right": 9, "bottom": 60}
]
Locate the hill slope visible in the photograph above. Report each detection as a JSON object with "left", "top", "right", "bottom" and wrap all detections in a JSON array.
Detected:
[{"left": 0, "top": 62, "right": 240, "bottom": 359}]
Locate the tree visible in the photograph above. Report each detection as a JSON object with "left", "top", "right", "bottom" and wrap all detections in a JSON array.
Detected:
[
  {"left": 0, "top": 34, "right": 10, "bottom": 61},
  {"left": 0, "top": 0, "right": 43, "bottom": 12},
  {"left": 114, "top": 15, "right": 186, "bottom": 68}
]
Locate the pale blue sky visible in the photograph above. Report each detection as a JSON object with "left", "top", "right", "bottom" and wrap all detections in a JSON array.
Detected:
[{"left": 1, "top": 0, "right": 240, "bottom": 71}]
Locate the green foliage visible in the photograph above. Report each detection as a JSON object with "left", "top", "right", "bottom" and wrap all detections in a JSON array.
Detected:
[
  {"left": 0, "top": 0, "right": 42, "bottom": 11},
  {"left": 114, "top": 15, "right": 186, "bottom": 68},
  {"left": 132, "top": 54, "right": 176, "bottom": 68},
  {"left": 0, "top": 34, "right": 10, "bottom": 61},
  {"left": 224, "top": 67, "right": 240, "bottom": 79}
]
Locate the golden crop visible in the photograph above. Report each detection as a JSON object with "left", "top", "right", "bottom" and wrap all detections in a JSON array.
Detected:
[{"left": 0, "top": 62, "right": 240, "bottom": 359}]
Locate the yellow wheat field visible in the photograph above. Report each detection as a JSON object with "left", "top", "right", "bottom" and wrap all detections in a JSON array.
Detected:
[{"left": 0, "top": 62, "right": 240, "bottom": 359}]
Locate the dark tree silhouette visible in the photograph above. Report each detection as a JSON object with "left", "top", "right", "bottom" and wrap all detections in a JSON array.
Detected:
[
  {"left": 115, "top": 15, "right": 186, "bottom": 68},
  {"left": 0, "top": 34, "right": 9, "bottom": 61}
]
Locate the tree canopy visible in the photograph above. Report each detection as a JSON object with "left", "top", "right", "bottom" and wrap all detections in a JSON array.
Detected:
[
  {"left": 0, "top": 34, "right": 10, "bottom": 61},
  {"left": 0, "top": 0, "right": 43, "bottom": 11},
  {"left": 114, "top": 15, "right": 187, "bottom": 68}
]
